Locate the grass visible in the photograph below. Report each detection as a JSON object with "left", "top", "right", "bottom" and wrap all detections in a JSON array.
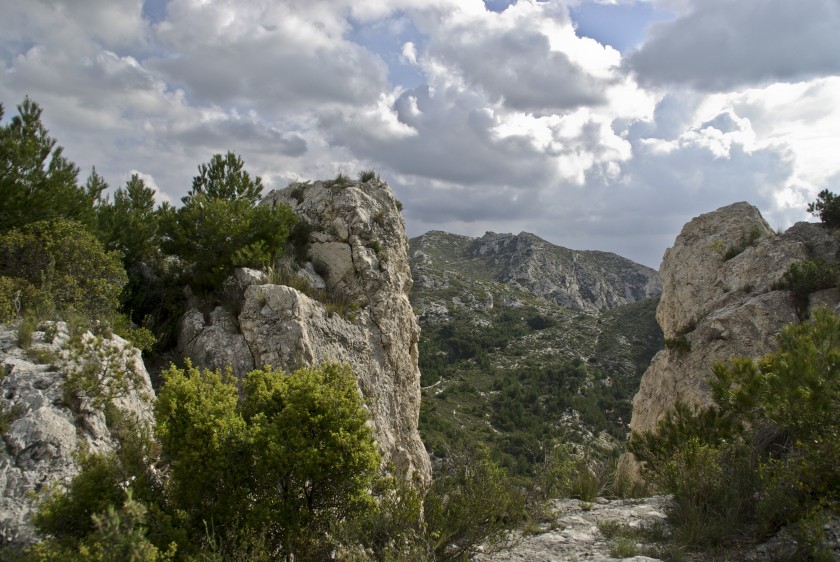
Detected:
[
  {"left": 0, "top": 403, "right": 25, "bottom": 435},
  {"left": 358, "top": 169, "right": 379, "bottom": 183},
  {"left": 597, "top": 520, "right": 672, "bottom": 560},
  {"left": 327, "top": 172, "right": 352, "bottom": 188}
]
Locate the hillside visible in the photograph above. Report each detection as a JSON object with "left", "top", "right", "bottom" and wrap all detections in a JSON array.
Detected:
[{"left": 408, "top": 231, "right": 663, "bottom": 476}]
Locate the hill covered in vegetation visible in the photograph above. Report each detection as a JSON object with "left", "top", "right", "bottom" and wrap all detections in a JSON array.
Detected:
[{"left": 408, "top": 230, "right": 663, "bottom": 478}]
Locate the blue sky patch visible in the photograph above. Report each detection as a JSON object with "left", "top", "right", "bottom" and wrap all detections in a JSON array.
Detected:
[{"left": 569, "top": 1, "right": 672, "bottom": 52}]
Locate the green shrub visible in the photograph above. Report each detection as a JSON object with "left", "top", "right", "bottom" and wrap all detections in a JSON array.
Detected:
[
  {"left": 155, "top": 361, "right": 381, "bottom": 559},
  {"left": 0, "top": 402, "right": 24, "bottom": 435},
  {"left": 774, "top": 258, "right": 839, "bottom": 318},
  {"left": 0, "top": 219, "right": 126, "bottom": 321},
  {"left": 808, "top": 189, "right": 840, "bottom": 228},
  {"left": 62, "top": 332, "right": 152, "bottom": 410},
  {"left": 160, "top": 195, "right": 296, "bottom": 292},
  {"left": 535, "top": 444, "right": 612, "bottom": 501},
  {"left": 663, "top": 336, "right": 691, "bottom": 352},
  {"left": 723, "top": 225, "right": 764, "bottom": 261},
  {"left": 358, "top": 169, "right": 379, "bottom": 183},
  {"left": 327, "top": 172, "right": 351, "bottom": 188},
  {"left": 629, "top": 308, "right": 840, "bottom": 553},
  {"left": 423, "top": 444, "right": 526, "bottom": 561}
]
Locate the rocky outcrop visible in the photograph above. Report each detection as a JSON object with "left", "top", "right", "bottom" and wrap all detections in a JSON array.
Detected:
[
  {"left": 620, "top": 202, "right": 840, "bottom": 481},
  {"left": 0, "top": 323, "right": 154, "bottom": 546},
  {"left": 475, "top": 495, "right": 670, "bottom": 562},
  {"left": 178, "top": 179, "right": 431, "bottom": 485},
  {"left": 411, "top": 231, "right": 661, "bottom": 317}
]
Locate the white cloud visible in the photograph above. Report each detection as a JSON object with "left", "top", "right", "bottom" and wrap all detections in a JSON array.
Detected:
[
  {"left": 401, "top": 42, "right": 417, "bottom": 64},
  {"left": 149, "top": 1, "right": 390, "bottom": 112}
]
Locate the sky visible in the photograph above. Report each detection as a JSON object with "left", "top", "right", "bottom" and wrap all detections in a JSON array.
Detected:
[{"left": 2, "top": 0, "right": 840, "bottom": 268}]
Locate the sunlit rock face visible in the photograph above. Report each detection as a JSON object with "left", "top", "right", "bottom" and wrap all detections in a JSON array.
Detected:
[
  {"left": 179, "top": 179, "right": 431, "bottom": 485},
  {"left": 619, "top": 202, "right": 840, "bottom": 482}
]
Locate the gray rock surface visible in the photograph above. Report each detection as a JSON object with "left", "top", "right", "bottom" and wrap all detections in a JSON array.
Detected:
[
  {"left": 0, "top": 322, "right": 154, "bottom": 546},
  {"left": 179, "top": 179, "right": 431, "bottom": 484},
  {"left": 475, "top": 496, "right": 670, "bottom": 562},
  {"left": 620, "top": 202, "right": 840, "bottom": 482}
]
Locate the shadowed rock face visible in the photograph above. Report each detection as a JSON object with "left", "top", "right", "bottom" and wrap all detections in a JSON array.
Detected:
[
  {"left": 619, "top": 202, "right": 840, "bottom": 482},
  {"left": 0, "top": 324, "right": 155, "bottom": 546},
  {"left": 178, "top": 179, "right": 431, "bottom": 485}
]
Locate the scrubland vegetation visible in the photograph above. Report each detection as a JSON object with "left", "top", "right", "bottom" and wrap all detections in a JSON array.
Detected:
[{"left": 2, "top": 95, "right": 840, "bottom": 560}]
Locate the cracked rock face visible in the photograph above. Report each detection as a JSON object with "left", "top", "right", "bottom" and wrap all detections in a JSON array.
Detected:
[
  {"left": 0, "top": 323, "right": 154, "bottom": 547},
  {"left": 179, "top": 179, "right": 431, "bottom": 485},
  {"left": 619, "top": 203, "right": 840, "bottom": 482}
]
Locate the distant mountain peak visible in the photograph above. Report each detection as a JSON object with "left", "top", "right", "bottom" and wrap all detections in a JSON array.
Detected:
[{"left": 410, "top": 230, "right": 661, "bottom": 314}]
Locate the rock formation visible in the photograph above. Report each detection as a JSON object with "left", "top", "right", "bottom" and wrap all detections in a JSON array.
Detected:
[
  {"left": 620, "top": 202, "right": 840, "bottom": 481},
  {"left": 177, "top": 179, "right": 431, "bottom": 485},
  {"left": 0, "top": 323, "right": 154, "bottom": 546},
  {"left": 411, "top": 230, "right": 661, "bottom": 316}
]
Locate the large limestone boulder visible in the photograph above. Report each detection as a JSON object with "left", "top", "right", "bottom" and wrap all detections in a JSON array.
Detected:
[
  {"left": 620, "top": 203, "right": 840, "bottom": 482},
  {"left": 0, "top": 323, "right": 155, "bottom": 547},
  {"left": 179, "top": 179, "right": 431, "bottom": 485}
]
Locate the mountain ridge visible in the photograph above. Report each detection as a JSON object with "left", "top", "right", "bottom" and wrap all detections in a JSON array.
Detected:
[{"left": 411, "top": 230, "right": 661, "bottom": 315}]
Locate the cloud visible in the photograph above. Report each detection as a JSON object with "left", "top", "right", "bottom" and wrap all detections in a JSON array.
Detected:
[
  {"left": 628, "top": 0, "right": 840, "bottom": 91},
  {"left": 2, "top": 0, "right": 839, "bottom": 271},
  {"left": 417, "top": 1, "right": 618, "bottom": 112},
  {"left": 403, "top": 91, "right": 802, "bottom": 269},
  {"left": 149, "top": 0, "right": 390, "bottom": 111}
]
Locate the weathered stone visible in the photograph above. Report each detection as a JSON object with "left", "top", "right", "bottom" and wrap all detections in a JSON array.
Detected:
[
  {"left": 177, "top": 308, "right": 255, "bottom": 375},
  {"left": 411, "top": 230, "right": 661, "bottom": 316},
  {"left": 619, "top": 203, "right": 840, "bottom": 482},
  {"left": 0, "top": 323, "right": 154, "bottom": 547},
  {"left": 475, "top": 496, "right": 670, "bottom": 561},
  {"left": 182, "top": 179, "right": 431, "bottom": 485}
]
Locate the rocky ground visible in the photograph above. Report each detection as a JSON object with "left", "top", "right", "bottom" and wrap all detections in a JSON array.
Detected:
[
  {"left": 476, "top": 495, "right": 840, "bottom": 562},
  {"left": 476, "top": 496, "right": 670, "bottom": 562}
]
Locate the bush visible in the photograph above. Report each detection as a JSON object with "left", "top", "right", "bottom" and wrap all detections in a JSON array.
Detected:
[
  {"left": 808, "top": 189, "right": 840, "bottom": 228},
  {"left": 423, "top": 445, "right": 526, "bottom": 561},
  {"left": 62, "top": 332, "right": 152, "bottom": 410},
  {"left": 774, "top": 258, "right": 838, "bottom": 318},
  {"left": 629, "top": 308, "right": 840, "bottom": 553},
  {"left": 0, "top": 219, "right": 126, "bottom": 321},
  {"left": 722, "top": 225, "right": 763, "bottom": 261},
  {"left": 535, "top": 444, "right": 613, "bottom": 502},
  {"left": 358, "top": 169, "right": 379, "bottom": 183},
  {"left": 155, "top": 361, "right": 381, "bottom": 559},
  {"left": 160, "top": 195, "right": 296, "bottom": 291}
]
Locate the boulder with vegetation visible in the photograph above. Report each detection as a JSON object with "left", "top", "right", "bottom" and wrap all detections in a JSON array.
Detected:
[
  {"left": 619, "top": 201, "right": 840, "bottom": 482},
  {"left": 0, "top": 322, "right": 154, "bottom": 547},
  {"left": 178, "top": 176, "right": 431, "bottom": 484}
]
